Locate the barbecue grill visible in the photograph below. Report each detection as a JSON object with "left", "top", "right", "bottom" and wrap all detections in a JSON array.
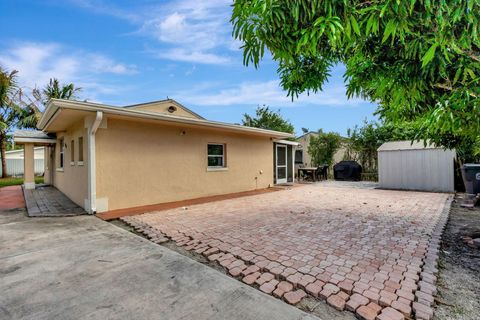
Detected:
[{"left": 333, "top": 161, "right": 362, "bottom": 181}]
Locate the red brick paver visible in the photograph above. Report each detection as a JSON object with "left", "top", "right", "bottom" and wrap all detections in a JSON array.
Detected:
[
  {"left": 121, "top": 184, "right": 450, "bottom": 319},
  {"left": 0, "top": 185, "right": 25, "bottom": 210}
]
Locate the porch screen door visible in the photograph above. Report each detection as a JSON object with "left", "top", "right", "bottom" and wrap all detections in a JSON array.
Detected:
[{"left": 276, "top": 145, "right": 287, "bottom": 184}]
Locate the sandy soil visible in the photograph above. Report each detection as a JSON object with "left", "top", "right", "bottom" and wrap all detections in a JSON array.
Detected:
[{"left": 435, "top": 194, "right": 480, "bottom": 320}]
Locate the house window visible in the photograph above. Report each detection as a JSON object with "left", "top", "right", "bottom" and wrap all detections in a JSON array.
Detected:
[
  {"left": 207, "top": 144, "right": 225, "bottom": 167},
  {"left": 295, "top": 149, "right": 304, "bottom": 164},
  {"left": 59, "top": 138, "right": 64, "bottom": 168},
  {"left": 78, "top": 137, "right": 84, "bottom": 163},
  {"left": 70, "top": 140, "right": 75, "bottom": 165}
]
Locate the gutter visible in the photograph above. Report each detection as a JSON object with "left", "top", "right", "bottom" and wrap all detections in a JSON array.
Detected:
[{"left": 87, "top": 111, "right": 103, "bottom": 214}]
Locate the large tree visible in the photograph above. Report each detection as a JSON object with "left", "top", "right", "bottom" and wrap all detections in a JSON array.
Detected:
[
  {"left": 242, "top": 105, "right": 295, "bottom": 133},
  {"left": 0, "top": 68, "right": 19, "bottom": 178},
  {"left": 345, "top": 120, "right": 419, "bottom": 172},
  {"left": 232, "top": 1, "right": 480, "bottom": 156}
]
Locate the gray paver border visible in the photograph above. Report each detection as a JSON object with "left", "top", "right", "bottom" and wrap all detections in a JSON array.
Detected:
[{"left": 414, "top": 195, "right": 453, "bottom": 320}]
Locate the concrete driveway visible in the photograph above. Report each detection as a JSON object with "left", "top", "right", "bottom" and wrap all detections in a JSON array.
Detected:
[
  {"left": 124, "top": 183, "right": 452, "bottom": 320},
  {"left": 0, "top": 208, "right": 317, "bottom": 320}
]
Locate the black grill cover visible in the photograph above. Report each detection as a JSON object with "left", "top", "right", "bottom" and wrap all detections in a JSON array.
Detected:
[{"left": 333, "top": 161, "right": 362, "bottom": 181}]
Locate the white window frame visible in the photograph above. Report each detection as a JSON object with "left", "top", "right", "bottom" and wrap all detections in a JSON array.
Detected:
[
  {"left": 58, "top": 138, "right": 64, "bottom": 170},
  {"left": 70, "top": 139, "right": 75, "bottom": 166},
  {"left": 207, "top": 143, "right": 226, "bottom": 169},
  {"left": 77, "top": 136, "right": 84, "bottom": 165},
  {"left": 295, "top": 149, "right": 304, "bottom": 164}
]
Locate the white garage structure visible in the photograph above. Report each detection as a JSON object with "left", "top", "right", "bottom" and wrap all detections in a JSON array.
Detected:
[{"left": 378, "top": 141, "right": 456, "bottom": 192}]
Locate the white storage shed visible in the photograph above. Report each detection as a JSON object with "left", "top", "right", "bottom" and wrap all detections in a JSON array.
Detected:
[{"left": 378, "top": 141, "right": 456, "bottom": 192}]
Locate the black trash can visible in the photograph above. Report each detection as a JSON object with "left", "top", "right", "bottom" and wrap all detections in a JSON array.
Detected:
[{"left": 461, "top": 164, "right": 480, "bottom": 194}]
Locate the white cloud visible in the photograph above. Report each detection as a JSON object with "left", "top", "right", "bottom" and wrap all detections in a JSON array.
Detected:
[
  {"left": 0, "top": 42, "right": 136, "bottom": 102},
  {"left": 69, "top": 0, "right": 234, "bottom": 65},
  {"left": 177, "top": 80, "right": 369, "bottom": 107},
  {"left": 157, "top": 12, "right": 188, "bottom": 43},
  {"left": 157, "top": 49, "right": 230, "bottom": 65},
  {"left": 143, "top": 1, "right": 232, "bottom": 64},
  {"left": 89, "top": 54, "right": 137, "bottom": 74},
  {"left": 68, "top": 0, "right": 140, "bottom": 22}
]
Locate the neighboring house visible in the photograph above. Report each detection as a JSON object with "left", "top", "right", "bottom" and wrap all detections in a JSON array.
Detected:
[
  {"left": 295, "top": 131, "right": 347, "bottom": 168},
  {"left": 14, "top": 99, "right": 294, "bottom": 213},
  {"left": 0, "top": 147, "right": 45, "bottom": 176}
]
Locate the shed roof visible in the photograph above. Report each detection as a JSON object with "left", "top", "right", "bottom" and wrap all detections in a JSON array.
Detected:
[{"left": 377, "top": 140, "right": 440, "bottom": 151}]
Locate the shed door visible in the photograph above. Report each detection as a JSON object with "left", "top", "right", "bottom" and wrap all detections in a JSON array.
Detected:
[{"left": 276, "top": 145, "right": 287, "bottom": 184}]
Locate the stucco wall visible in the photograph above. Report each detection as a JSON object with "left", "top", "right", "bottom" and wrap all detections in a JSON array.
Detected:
[
  {"left": 296, "top": 133, "right": 316, "bottom": 167},
  {"left": 95, "top": 118, "right": 274, "bottom": 211},
  {"left": 53, "top": 120, "right": 88, "bottom": 208}
]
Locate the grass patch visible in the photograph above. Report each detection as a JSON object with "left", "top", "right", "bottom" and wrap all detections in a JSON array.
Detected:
[{"left": 0, "top": 176, "right": 44, "bottom": 188}]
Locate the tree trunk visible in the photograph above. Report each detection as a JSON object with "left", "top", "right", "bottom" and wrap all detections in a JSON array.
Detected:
[{"left": 0, "top": 133, "right": 7, "bottom": 178}]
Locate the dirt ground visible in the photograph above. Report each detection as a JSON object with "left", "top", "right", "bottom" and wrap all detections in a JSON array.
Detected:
[{"left": 435, "top": 194, "right": 480, "bottom": 320}]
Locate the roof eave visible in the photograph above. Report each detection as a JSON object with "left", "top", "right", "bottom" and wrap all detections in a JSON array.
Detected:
[
  {"left": 37, "top": 99, "right": 60, "bottom": 130},
  {"left": 14, "top": 137, "right": 57, "bottom": 144},
  {"left": 274, "top": 139, "right": 299, "bottom": 146},
  {"left": 41, "top": 99, "right": 293, "bottom": 139}
]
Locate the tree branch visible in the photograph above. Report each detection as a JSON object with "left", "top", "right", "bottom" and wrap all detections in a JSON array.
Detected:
[
  {"left": 468, "top": 52, "right": 480, "bottom": 63},
  {"left": 434, "top": 83, "right": 478, "bottom": 98}
]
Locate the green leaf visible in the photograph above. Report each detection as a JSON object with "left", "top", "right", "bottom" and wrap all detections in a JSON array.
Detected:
[
  {"left": 344, "top": 16, "right": 352, "bottom": 39},
  {"left": 350, "top": 16, "right": 360, "bottom": 35},
  {"left": 465, "top": 68, "right": 476, "bottom": 80},
  {"left": 421, "top": 43, "right": 438, "bottom": 67},
  {"left": 382, "top": 20, "right": 396, "bottom": 43},
  {"left": 453, "top": 67, "right": 463, "bottom": 84}
]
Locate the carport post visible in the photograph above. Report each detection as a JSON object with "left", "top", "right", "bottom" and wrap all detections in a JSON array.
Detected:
[{"left": 23, "top": 143, "right": 35, "bottom": 189}]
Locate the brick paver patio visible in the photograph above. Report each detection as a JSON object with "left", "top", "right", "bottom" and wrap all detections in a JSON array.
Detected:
[
  {"left": 122, "top": 184, "right": 451, "bottom": 320},
  {"left": 0, "top": 186, "right": 25, "bottom": 210}
]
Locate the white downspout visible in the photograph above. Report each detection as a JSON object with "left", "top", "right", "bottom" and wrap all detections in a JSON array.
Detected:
[{"left": 87, "top": 111, "right": 103, "bottom": 214}]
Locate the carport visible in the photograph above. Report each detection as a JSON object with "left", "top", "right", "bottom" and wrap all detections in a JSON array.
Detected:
[{"left": 13, "top": 130, "right": 56, "bottom": 189}]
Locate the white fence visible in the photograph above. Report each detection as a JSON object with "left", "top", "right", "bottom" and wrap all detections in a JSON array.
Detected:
[{"left": 0, "top": 159, "right": 44, "bottom": 177}]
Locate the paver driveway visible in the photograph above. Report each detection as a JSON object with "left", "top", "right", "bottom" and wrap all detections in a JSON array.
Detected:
[{"left": 122, "top": 184, "right": 451, "bottom": 320}]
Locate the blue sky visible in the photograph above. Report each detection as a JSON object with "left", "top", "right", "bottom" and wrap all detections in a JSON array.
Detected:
[{"left": 0, "top": 0, "right": 377, "bottom": 136}]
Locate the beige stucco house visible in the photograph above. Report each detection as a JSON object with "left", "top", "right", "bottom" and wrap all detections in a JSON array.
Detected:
[
  {"left": 14, "top": 99, "right": 295, "bottom": 214},
  {"left": 295, "top": 131, "right": 347, "bottom": 168}
]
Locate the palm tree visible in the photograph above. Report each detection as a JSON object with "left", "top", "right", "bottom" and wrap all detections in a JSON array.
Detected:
[
  {"left": 0, "top": 71, "right": 82, "bottom": 178},
  {"left": 42, "top": 78, "right": 81, "bottom": 104},
  {"left": 0, "top": 67, "right": 19, "bottom": 178},
  {"left": 16, "top": 78, "right": 81, "bottom": 129}
]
